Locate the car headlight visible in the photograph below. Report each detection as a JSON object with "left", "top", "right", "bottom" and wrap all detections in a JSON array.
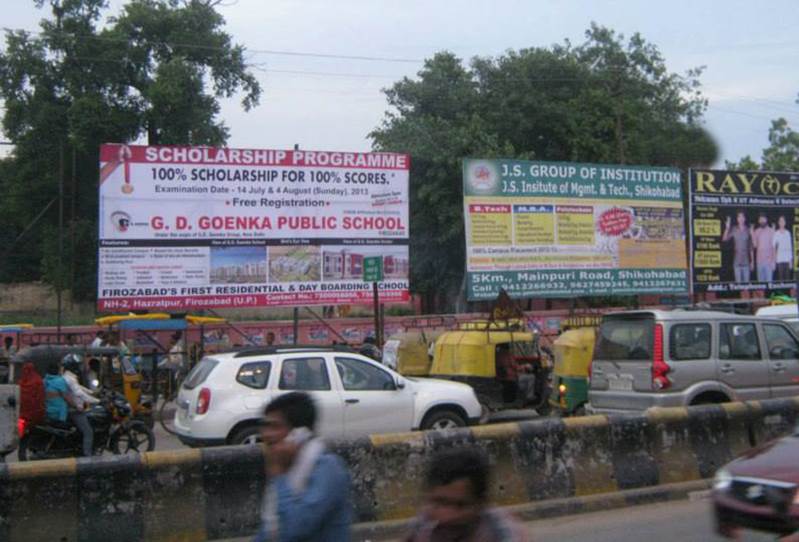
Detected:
[{"left": 714, "top": 468, "right": 732, "bottom": 491}]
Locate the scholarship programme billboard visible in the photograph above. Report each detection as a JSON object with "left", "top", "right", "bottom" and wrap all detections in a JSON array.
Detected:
[
  {"left": 463, "top": 159, "right": 688, "bottom": 300},
  {"left": 690, "top": 169, "right": 799, "bottom": 293},
  {"left": 97, "top": 144, "right": 410, "bottom": 311}
]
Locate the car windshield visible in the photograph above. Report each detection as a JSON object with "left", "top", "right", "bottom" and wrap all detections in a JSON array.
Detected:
[{"left": 182, "top": 358, "right": 219, "bottom": 390}]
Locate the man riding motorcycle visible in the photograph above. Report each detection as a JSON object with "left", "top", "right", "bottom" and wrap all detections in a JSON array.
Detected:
[{"left": 62, "top": 354, "right": 98, "bottom": 457}]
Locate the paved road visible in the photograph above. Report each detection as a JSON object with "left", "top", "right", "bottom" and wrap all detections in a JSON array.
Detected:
[
  {"left": 524, "top": 498, "right": 776, "bottom": 542},
  {"left": 219, "top": 497, "right": 781, "bottom": 541}
]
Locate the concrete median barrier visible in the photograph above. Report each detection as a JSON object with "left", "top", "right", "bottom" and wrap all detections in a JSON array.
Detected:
[{"left": 1, "top": 396, "right": 797, "bottom": 541}]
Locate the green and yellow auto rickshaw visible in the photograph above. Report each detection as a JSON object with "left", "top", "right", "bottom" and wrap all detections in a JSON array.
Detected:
[
  {"left": 382, "top": 329, "right": 447, "bottom": 376},
  {"left": 430, "top": 319, "right": 552, "bottom": 414},
  {"left": 550, "top": 315, "right": 600, "bottom": 416}
]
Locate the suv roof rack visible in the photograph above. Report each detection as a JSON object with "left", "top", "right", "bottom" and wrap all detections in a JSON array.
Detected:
[{"left": 233, "top": 344, "right": 356, "bottom": 358}]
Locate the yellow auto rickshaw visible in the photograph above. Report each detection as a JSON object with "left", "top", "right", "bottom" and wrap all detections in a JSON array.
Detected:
[
  {"left": 95, "top": 313, "right": 228, "bottom": 425},
  {"left": 430, "top": 319, "right": 552, "bottom": 414},
  {"left": 382, "top": 329, "right": 446, "bottom": 376},
  {"left": 550, "top": 315, "right": 600, "bottom": 416}
]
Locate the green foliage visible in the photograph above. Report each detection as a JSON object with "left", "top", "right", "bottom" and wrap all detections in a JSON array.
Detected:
[
  {"left": 372, "top": 24, "right": 718, "bottom": 312},
  {"left": 727, "top": 94, "right": 799, "bottom": 172},
  {"left": 0, "top": 0, "right": 261, "bottom": 299},
  {"left": 761, "top": 117, "right": 799, "bottom": 171}
]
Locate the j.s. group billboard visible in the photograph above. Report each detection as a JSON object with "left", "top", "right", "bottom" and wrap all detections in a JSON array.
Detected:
[
  {"left": 690, "top": 169, "right": 799, "bottom": 293},
  {"left": 463, "top": 159, "right": 688, "bottom": 300},
  {"left": 97, "top": 144, "right": 410, "bottom": 311}
]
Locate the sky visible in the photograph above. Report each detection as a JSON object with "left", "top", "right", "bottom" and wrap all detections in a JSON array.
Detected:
[{"left": 3, "top": 0, "right": 799, "bottom": 166}]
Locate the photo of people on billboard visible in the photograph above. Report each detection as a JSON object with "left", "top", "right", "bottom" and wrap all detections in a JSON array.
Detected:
[{"left": 690, "top": 169, "right": 799, "bottom": 293}]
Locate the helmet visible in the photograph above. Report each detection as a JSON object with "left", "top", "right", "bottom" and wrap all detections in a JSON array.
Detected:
[{"left": 62, "top": 353, "right": 83, "bottom": 375}]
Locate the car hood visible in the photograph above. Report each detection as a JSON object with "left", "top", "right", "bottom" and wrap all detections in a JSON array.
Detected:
[
  {"left": 407, "top": 377, "right": 474, "bottom": 394},
  {"left": 727, "top": 435, "right": 799, "bottom": 484}
]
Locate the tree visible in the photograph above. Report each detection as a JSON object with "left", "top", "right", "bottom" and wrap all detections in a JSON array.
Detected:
[
  {"left": 727, "top": 94, "right": 799, "bottom": 171},
  {"left": 0, "top": 0, "right": 261, "bottom": 300},
  {"left": 372, "top": 25, "right": 717, "bottom": 313}
]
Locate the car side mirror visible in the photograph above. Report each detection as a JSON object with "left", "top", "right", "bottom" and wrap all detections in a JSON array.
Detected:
[{"left": 395, "top": 377, "right": 405, "bottom": 390}]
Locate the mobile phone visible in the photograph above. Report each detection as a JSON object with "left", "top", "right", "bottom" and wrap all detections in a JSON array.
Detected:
[{"left": 285, "top": 427, "right": 312, "bottom": 446}]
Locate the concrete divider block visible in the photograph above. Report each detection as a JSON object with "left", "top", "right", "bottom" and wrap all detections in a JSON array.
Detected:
[
  {"left": 750, "top": 397, "right": 799, "bottom": 444},
  {"left": 606, "top": 414, "right": 659, "bottom": 490},
  {"left": 1, "top": 458, "right": 79, "bottom": 541},
  {"left": 721, "top": 401, "right": 757, "bottom": 455},
  {"left": 140, "top": 449, "right": 206, "bottom": 542},
  {"left": 645, "top": 407, "right": 701, "bottom": 484},
  {"left": 514, "top": 418, "right": 573, "bottom": 501},
  {"left": 466, "top": 423, "right": 528, "bottom": 506},
  {"left": 200, "top": 445, "right": 265, "bottom": 540},
  {"left": 685, "top": 404, "right": 734, "bottom": 478},
  {"left": 77, "top": 454, "right": 144, "bottom": 542},
  {"left": 562, "top": 415, "right": 618, "bottom": 496}
]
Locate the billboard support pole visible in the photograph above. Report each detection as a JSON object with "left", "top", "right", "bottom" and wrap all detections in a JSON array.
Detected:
[
  {"left": 292, "top": 308, "right": 299, "bottom": 345},
  {"left": 57, "top": 143, "right": 64, "bottom": 341},
  {"left": 372, "top": 282, "right": 380, "bottom": 347}
]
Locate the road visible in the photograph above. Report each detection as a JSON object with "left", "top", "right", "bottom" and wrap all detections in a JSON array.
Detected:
[
  {"left": 218, "top": 498, "right": 779, "bottom": 541},
  {"left": 523, "top": 498, "right": 775, "bottom": 542}
]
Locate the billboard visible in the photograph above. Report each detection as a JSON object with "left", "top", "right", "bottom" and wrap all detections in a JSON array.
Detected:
[
  {"left": 689, "top": 169, "right": 799, "bottom": 293},
  {"left": 97, "top": 144, "right": 410, "bottom": 311},
  {"left": 463, "top": 159, "right": 687, "bottom": 300}
]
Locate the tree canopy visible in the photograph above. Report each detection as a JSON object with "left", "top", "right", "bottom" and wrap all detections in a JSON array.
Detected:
[
  {"left": 0, "top": 0, "right": 260, "bottom": 299},
  {"left": 371, "top": 24, "right": 718, "bottom": 312},
  {"left": 727, "top": 99, "right": 799, "bottom": 171}
]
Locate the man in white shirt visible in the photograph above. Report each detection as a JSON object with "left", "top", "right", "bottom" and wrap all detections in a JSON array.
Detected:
[
  {"left": 62, "top": 355, "right": 99, "bottom": 456},
  {"left": 773, "top": 215, "right": 793, "bottom": 282},
  {"left": 90, "top": 331, "right": 106, "bottom": 348}
]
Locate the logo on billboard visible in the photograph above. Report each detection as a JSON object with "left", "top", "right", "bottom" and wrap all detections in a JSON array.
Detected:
[
  {"left": 119, "top": 145, "right": 134, "bottom": 194},
  {"left": 760, "top": 175, "right": 781, "bottom": 196},
  {"left": 466, "top": 161, "right": 500, "bottom": 194},
  {"left": 110, "top": 211, "right": 132, "bottom": 233}
]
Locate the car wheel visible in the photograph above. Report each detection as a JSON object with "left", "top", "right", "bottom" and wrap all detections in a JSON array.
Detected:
[
  {"left": 230, "top": 426, "right": 262, "bottom": 445},
  {"left": 421, "top": 410, "right": 466, "bottom": 431}
]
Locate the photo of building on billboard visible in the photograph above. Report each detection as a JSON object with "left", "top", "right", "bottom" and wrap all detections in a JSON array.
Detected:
[
  {"left": 463, "top": 158, "right": 688, "bottom": 300},
  {"left": 210, "top": 246, "right": 268, "bottom": 284},
  {"left": 322, "top": 246, "right": 409, "bottom": 281},
  {"left": 690, "top": 169, "right": 799, "bottom": 293},
  {"left": 268, "top": 246, "right": 322, "bottom": 283}
]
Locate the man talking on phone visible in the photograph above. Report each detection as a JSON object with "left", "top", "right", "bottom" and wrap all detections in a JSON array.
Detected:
[{"left": 255, "top": 392, "right": 352, "bottom": 541}]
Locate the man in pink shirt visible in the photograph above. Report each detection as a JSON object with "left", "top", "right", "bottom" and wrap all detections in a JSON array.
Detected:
[{"left": 752, "top": 214, "right": 776, "bottom": 282}]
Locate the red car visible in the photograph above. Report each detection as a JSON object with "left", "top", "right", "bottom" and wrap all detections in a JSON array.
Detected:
[{"left": 713, "top": 428, "right": 799, "bottom": 538}]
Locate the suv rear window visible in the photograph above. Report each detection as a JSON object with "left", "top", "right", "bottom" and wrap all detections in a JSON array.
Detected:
[
  {"left": 595, "top": 317, "right": 654, "bottom": 361},
  {"left": 182, "top": 358, "right": 219, "bottom": 390}
]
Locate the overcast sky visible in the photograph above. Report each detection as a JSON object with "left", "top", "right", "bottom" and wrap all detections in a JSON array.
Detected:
[{"left": 4, "top": 0, "right": 799, "bottom": 166}]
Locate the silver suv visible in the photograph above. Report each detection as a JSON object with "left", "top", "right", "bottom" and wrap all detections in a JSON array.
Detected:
[{"left": 588, "top": 309, "right": 799, "bottom": 413}]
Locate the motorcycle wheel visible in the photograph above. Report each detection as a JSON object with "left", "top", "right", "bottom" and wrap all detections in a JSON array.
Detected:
[
  {"left": 17, "top": 436, "right": 31, "bottom": 461},
  {"left": 110, "top": 421, "right": 155, "bottom": 455}
]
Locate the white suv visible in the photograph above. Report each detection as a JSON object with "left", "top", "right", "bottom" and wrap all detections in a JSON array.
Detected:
[{"left": 173, "top": 345, "right": 483, "bottom": 446}]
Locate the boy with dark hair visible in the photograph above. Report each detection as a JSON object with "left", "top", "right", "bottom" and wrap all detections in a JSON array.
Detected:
[
  {"left": 255, "top": 392, "right": 351, "bottom": 541},
  {"left": 405, "top": 448, "right": 528, "bottom": 542}
]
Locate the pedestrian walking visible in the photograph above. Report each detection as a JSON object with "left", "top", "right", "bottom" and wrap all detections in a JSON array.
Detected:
[
  {"left": 254, "top": 392, "right": 352, "bottom": 542},
  {"left": 404, "top": 448, "right": 529, "bottom": 542}
]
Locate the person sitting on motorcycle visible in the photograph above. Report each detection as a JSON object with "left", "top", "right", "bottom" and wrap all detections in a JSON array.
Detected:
[
  {"left": 359, "top": 336, "right": 382, "bottom": 362},
  {"left": 62, "top": 354, "right": 98, "bottom": 457},
  {"left": 44, "top": 361, "right": 75, "bottom": 425}
]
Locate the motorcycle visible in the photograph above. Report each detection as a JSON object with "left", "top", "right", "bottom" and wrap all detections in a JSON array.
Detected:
[{"left": 17, "top": 390, "right": 155, "bottom": 460}]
